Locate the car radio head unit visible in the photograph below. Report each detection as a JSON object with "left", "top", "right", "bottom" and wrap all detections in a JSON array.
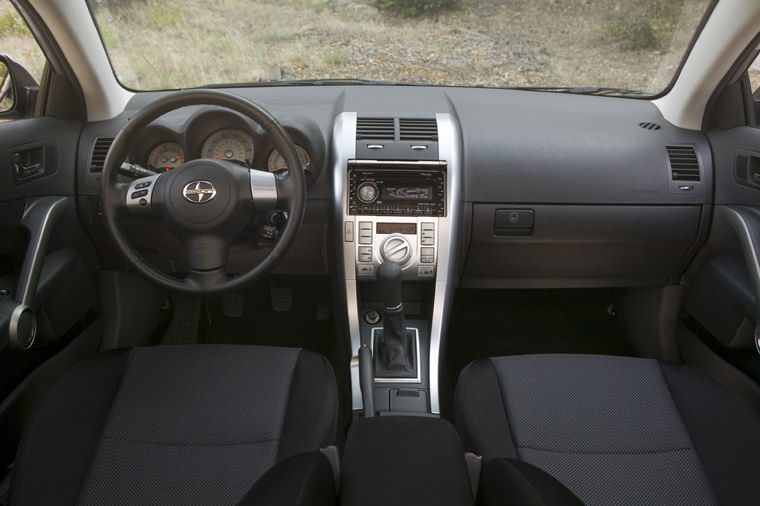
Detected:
[{"left": 348, "top": 163, "right": 446, "bottom": 217}]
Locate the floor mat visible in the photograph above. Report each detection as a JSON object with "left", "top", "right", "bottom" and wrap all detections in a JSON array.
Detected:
[
  {"left": 201, "top": 278, "right": 336, "bottom": 364},
  {"left": 159, "top": 295, "right": 201, "bottom": 345},
  {"left": 446, "top": 288, "right": 636, "bottom": 388}
]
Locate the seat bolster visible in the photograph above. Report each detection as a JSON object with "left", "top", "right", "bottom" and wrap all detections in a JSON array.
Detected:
[
  {"left": 238, "top": 451, "right": 337, "bottom": 506},
  {"left": 278, "top": 349, "right": 340, "bottom": 462},
  {"left": 477, "top": 458, "right": 583, "bottom": 506},
  {"left": 454, "top": 359, "right": 517, "bottom": 460},
  {"left": 660, "top": 361, "right": 760, "bottom": 505},
  {"left": 10, "top": 349, "right": 130, "bottom": 506}
]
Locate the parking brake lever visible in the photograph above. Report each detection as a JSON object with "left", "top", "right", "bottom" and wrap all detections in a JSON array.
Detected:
[{"left": 358, "top": 344, "right": 375, "bottom": 418}]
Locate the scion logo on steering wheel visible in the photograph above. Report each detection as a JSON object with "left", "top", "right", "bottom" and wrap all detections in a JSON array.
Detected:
[{"left": 182, "top": 180, "right": 217, "bottom": 203}]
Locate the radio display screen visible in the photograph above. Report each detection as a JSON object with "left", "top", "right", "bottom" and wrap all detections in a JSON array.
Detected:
[
  {"left": 383, "top": 186, "right": 432, "bottom": 201},
  {"left": 377, "top": 223, "right": 417, "bottom": 235}
]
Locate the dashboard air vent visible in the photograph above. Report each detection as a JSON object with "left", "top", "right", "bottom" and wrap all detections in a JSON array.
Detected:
[
  {"left": 399, "top": 118, "right": 438, "bottom": 141},
  {"left": 356, "top": 118, "right": 395, "bottom": 140},
  {"left": 667, "top": 145, "right": 700, "bottom": 182},
  {"left": 639, "top": 122, "right": 661, "bottom": 130},
  {"left": 89, "top": 137, "right": 114, "bottom": 172}
]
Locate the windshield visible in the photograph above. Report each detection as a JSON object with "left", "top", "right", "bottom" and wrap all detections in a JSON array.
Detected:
[{"left": 87, "top": 0, "right": 713, "bottom": 94}]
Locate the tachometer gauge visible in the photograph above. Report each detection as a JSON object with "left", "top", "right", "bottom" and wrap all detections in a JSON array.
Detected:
[
  {"left": 267, "top": 144, "right": 310, "bottom": 173},
  {"left": 201, "top": 128, "right": 254, "bottom": 166},
  {"left": 147, "top": 142, "right": 184, "bottom": 172}
]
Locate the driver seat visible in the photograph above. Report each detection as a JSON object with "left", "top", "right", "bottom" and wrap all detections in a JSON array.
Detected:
[{"left": 9, "top": 344, "right": 339, "bottom": 505}]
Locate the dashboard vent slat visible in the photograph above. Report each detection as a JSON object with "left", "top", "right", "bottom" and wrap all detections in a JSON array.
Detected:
[
  {"left": 667, "top": 145, "right": 700, "bottom": 182},
  {"left": 356, "top": 118, "right": 395, "bottom": 140},
  {"left": 89, "top": 137, "right": 114, "bottom": 172},
  {"left": 399, "top": 118, "right": 438, "bottom": 141}
]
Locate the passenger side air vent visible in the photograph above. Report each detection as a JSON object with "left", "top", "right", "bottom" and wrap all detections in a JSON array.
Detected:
[
  {"left": 356, "top": 118, "right": 395, "bottom": 140},
  {"left": 89, "top": 137, "right": 114, "bottom": 172},
  {"left": 667, "top": 145, "right": 700, "bottom": 182},
  {"left": 399, "top": 118, "right": 438, "bottom": 141},
  {"left": 639, "top": 122, "right": 661, "bottom": 131}
]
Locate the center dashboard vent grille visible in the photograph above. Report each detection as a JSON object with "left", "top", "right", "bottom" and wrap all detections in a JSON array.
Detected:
[
  {"left": 356, "top": 118, "right": 395, "bottom": 140},
  {"left": 666, "top": 145, "right": 700, "bottom": 182},
  {"left": 89, "top": 137, "right": 114, "bottom": 172},
  {"left": 399, "top": 118, "right": 438, "bottom": 141}
]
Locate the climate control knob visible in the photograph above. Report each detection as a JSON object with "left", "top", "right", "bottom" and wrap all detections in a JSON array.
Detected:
[
  {"left": 380, "top": 234, "right": 412, "bottom": 264},
  {"left": 357, "top": 182, "right": 378, "bottom": 203}
]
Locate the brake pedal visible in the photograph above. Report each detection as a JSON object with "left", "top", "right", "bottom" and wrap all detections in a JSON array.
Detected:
[
  {"left": 270, "top": 287, "right": 293, "bottom": 312},
  {"left": 223, "top": 293, "right": 245, "bottom": 318}
]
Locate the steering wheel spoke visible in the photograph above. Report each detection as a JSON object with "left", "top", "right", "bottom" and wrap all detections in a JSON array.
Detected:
[
  {"left": 124, "top": 173, "right": 162, "bottom": 217},
  {"left": 249, "top": 168, "right": 279, "bottom": 215}
]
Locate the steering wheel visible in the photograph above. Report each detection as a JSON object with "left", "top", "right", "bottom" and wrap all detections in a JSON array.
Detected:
[{"left": 101, "top": 89, "right": 306, "bottom": 295}]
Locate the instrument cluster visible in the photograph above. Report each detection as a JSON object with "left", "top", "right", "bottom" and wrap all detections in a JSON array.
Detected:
[{"left": 132, "top": 108, "right": 318, "bottom": 177}]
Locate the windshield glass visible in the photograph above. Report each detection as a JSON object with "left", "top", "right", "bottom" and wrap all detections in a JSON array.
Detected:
[{"left": 87, "top": 0, "right": 713, "bottom": 94}]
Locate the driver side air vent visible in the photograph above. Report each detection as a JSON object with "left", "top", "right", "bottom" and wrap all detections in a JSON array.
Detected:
[
  {"left": 667, "top": 145, "right": 700, "bottom": 182},
  {"left": 356, "top": 118, "right": 395, "bottom": 140},
  {"left": 399, "top": 118, "right": 438, "bottom": 141},
  {"left": 89, "top": 137, "right": 114, "bottom": 172}
]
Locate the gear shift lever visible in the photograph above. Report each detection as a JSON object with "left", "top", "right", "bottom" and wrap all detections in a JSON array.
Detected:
[{"left": 375, "top": 262, "right": 415, "bottom": 377}]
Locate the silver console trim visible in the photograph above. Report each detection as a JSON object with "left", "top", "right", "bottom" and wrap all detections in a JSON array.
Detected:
[
  {"left": 332, "top": 112, "right": 363, "bottom": 410},
  {"left": 370, "top": 327, "right": 422, "bottom": 383},
  {"left": 429, "top": 112, "right": 462, "bottom": 414},
  {"left": 349, "top": 159, "right": 446, "bottom": 167},
  {"left": 336, "top": 111, "right": 461, "bottom": 414}
]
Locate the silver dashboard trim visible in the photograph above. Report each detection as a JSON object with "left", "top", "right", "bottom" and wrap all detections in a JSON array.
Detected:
[
  {"left": 335, "top": 112, "right": 461, "bottom": 414},
  {"left": 429, "top": 112, "right": 461, "bottom": 414},
  {"left": 332, "top": 112, "right": 363, "bottom": 410},
  {"left": 349, "top": 159, "right": 446, "bottom": 167}
]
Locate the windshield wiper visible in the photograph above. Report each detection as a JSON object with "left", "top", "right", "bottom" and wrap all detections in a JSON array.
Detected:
[
  {"left": 509, "top": 86, "right": 653, "bottom": 97},
  {"left": 200, "top": 78, "right": 407, "bottom": 88}
]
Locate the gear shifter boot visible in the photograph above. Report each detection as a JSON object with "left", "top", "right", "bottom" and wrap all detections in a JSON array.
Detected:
[{"left": 374, "top": 327, "right": 417, "bottom": 378}]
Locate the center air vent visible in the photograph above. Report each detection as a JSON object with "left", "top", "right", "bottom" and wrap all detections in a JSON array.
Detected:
[
  {"left": 667, "top": 145, "right": 700, "bottom": 182},
  {"left": 399, "top": 118, "right": 438, "bottom": 141},
  {"left": 356, "top": 118, "right": 394, "bottom": 140},
  {"left": 89, "top": 137, "right": 114, "bottom": 172}
]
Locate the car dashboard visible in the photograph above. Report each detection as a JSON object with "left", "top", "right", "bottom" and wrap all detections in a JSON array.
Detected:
[{"left": 76, "top": 85, "right": 711, "bottom": 289}]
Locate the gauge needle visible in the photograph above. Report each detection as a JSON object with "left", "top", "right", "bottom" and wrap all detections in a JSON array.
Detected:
[{"left": 271, "top": 162, "right": 288, "bottom": 170}]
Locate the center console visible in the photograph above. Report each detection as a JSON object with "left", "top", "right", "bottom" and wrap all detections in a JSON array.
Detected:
[{"left": 332, "top": 112, "right": 462, "bottom": 416}]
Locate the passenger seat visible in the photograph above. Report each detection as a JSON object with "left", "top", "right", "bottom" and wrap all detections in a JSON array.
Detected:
[{"left": 455, "top": 354, "right": 760, "bottom": 505}]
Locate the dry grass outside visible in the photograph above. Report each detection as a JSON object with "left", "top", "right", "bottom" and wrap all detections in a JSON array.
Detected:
[
  {"left": 1, "top": 0, "right": 711, "bottom": 93},
  {"left": 0, "top": 1, "right": 46, "bottom": 83}
]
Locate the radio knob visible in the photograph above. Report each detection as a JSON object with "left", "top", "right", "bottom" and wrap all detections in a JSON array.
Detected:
[{"left": 357, "top": 182, "right": 378, "bottom": 204}]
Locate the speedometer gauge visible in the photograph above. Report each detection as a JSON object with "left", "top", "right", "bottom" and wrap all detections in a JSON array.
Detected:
[
  {"left": 201, "top": 129, "right": 254, "bottom": 166},
  {"left": 267, "top": 144, "right": 310, "bottom": 173},
  {"left": 147, "top": 142, "right": 184, "bottom": 172}
]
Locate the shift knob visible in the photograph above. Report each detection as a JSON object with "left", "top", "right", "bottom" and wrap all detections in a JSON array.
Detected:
[{"left": 377, "top": 261, "right": 402, "bottom": 308}]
